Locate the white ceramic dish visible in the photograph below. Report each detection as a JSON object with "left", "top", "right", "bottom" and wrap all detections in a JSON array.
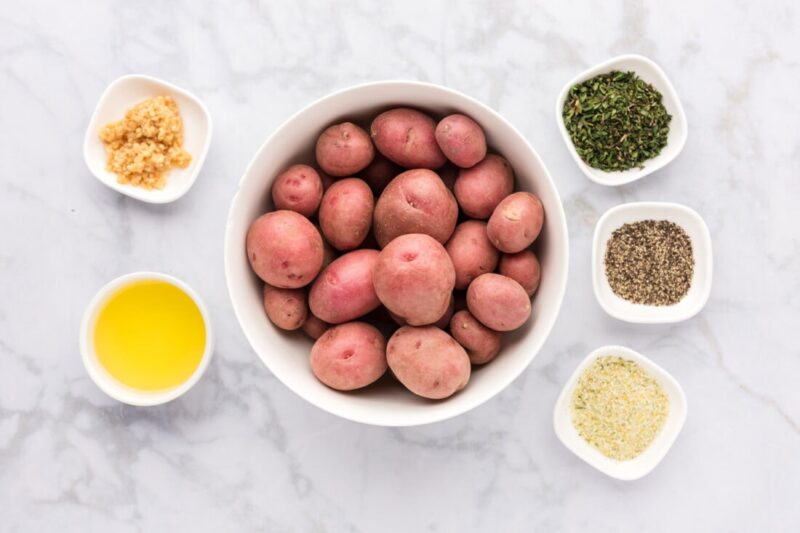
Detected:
[
  {"left": 83, "top": 74, "right": 212, "bottom": 203},
  {"left": 79, "top": 272, "right": 214, "bottom": 406},
  {"left": 555, "top": 54, "right": 688, "bottom": 186},
  {"left": 592, "top": 202, "right": 712, "bottom": 323},
  {"left": 225, "top": 81, "right": 569, "bottom": 427},
  {"left": 553, "top": 345, "right": 687, "bottom": 480}
]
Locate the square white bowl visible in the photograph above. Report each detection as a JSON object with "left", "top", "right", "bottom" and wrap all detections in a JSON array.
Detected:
[
  {"left": 555, "top": 54, "right": 688, "bottom": 186},
  {"left": 553, "top": 345, "right": 687, "bottom": 481},
  {"left": 593, "top": 202, "right": 712, "bottom": 323},
  {"left": 83, "top": 74, "right": 212, "bottom": 203}
]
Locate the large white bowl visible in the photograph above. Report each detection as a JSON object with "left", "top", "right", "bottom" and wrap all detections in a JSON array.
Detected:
[{"left": 225, "top": 81, "right": 569, "bottom": 426}]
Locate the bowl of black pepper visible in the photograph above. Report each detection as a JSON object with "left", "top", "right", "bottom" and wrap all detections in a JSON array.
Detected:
[
  {"left": 592, "top": 202, "right": 712, "bottom": 323},
  {"left": 555, "top": 55, "right": 688, "bottom": 186}
]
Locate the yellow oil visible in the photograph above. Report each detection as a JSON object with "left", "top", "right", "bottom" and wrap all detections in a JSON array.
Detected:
[{"left": 93, "top": 279, "right": 206, "bottom": 391}]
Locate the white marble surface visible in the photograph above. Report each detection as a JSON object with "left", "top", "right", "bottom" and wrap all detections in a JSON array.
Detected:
[{"left": 1, "top": 0, "right": 799, "bottom": 530}]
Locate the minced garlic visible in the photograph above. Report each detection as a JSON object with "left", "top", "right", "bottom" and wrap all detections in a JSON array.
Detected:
[
  {"left": 99, "top": 95, "right": 191, "bottom": 190},
  {"left": 571, "top": 356, "right": 669, "bottom": 461}
]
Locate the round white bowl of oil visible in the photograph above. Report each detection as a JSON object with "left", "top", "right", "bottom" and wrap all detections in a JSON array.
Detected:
[{"left": 80, "top": 271, "right": 214, "bottom": 406}]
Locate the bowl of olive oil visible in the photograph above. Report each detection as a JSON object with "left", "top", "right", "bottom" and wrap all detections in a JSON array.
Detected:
[{"left": 80, "top": 272, "right": 213, "bottom": 405}]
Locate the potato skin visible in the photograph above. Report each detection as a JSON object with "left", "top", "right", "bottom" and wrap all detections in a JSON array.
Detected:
[
  {"left": 302, "top": 313, "right": 329, "bottom": 340},
  {"left": 435, "top": 114, "right": 487, "bottom": 168},
  {"left": 454, "top": 154, "right": 514, "bottom": 219},
  {"left": 386, "top": 326, "right": 470, "bottom": 399},
  {"left": 486, "top": 192, "right": 544, "bottom": 253},
  {"left": 373, "top": 234, "right": 455, "bottom": 326},
  {"left": 450, "top": 310, "right": 501, "bottom": 365},
  {"left": 246, "top": 210, "right": 323, "bottom": 288},
  {"left": 445, "top": 220, "right": 499, "bottom": 289},
  {"left": 319, "top": 178, "right": 374, "bottom": 251},
  {"left": 315, "top": 122, "right": 374, "bottom": 177},
  {"left": 389, "top": 293, "right": 454, "bottom": 330},
  {"left": 310, "top": 322, "right": 387, "bottom": 391},
  {"left": 263, "top": 285, "right": 308, "bottom": 331},
  {"left": 361, "top": 152, "right": 401, "bottom": 194},
  {"left": 498, "top": 250, "right": 541, "bottom": 296},
  {"left": 370, "top": 108, "right": 446, "bottom": 169},
  {"left": 466, "top": 273, "right": 531, "bottom": 331},
  {"left": 373, "top": 168, "right": 458, "bottom": 247},
  {"left": 309, "top": 249, "right": 381, "bottom": 324},
  {"left": 271, "top": 164, "right": 323, "bottom": 217}
]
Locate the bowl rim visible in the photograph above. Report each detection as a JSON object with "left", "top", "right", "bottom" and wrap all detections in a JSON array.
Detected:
[
  {"left": 554, "top": 54, "right": 688, "bottom": 186},
  {"left": 83, "top": 73, "right": 213, "bottom": 204},
  {"left": 591, "top": 201, "right": 713, "bottom": 324},
  {"left": 79, "top": 271, "right": 215, "bottom": 405},
  {"left": 225, "top": 79, "right": 570, "bottom": 426}
]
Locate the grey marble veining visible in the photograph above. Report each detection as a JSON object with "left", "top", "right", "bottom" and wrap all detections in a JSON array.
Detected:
[{"left": 1, "top": 0, "right": 799, "bottom": 531}]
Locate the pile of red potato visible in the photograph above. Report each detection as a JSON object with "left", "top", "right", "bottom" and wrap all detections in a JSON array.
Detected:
[{"left": 246, "top": 108, "right": 544, "bottom": 400}]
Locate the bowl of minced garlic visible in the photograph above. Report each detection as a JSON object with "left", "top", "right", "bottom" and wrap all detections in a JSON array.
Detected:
[{"left": 553, "top": 345, "right": 687, "bottom": 480}]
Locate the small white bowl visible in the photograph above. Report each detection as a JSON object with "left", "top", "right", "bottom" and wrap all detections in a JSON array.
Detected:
[
  {"left": 83, "top": 74, "right": 212, "bottom": 203},
  {"left": 79, "top": 272, "right": 214, "bottom": 406},
  {"left": 593, "top": 202, "right": 712, "bottom": 324},
  {"left": 555, "top": 54, "right": 688, "bottom": 186},
  {"left": 553, "top": 345, "right": 687, "bottom": 480}
]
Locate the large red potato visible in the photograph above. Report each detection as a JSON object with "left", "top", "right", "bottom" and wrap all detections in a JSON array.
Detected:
[
  {"left": 370, "top": 108, "right": 446, "bottom": 169},
  {"left": 466, "top": 273, "right": 531, "bottom": 331},
  {"left": 310, "top": 322, "right": 387, "bottom": 391},
  {"left": 309, "top": 249, "right": 381, "bottom": 324}
]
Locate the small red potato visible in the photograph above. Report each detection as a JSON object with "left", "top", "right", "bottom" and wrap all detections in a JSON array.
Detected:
[
  {"left": 309, "top": 249, "right": 381, "bottom": 324},
  {"left": 386, "top": 326, "right": 471, "bottom": 399},
  {"left": 466, "top": 273, "right": 531, "bottom": 331},
  {"left": 315, "top": 122, "right": 374, "bottom": 177},
  {"left": 302, "top": 313, "right": 329, "bottom": 340},
  {"left": 498, "top": 250, "right": 541, "bottom": 296},
  {"left": 310, "top": 322, "right": 387, "bottom": 391},
  {"left": 263, "top": 285, "right": 308, "bottom": 331},
  {"left": 445, "top": 220, "right": 499, "bottom": 289},
  {"left": 246, "top": 210, "right": 323, "bottom": 288},
  {"left": 319, "top": 178, "right": 374, "bottom": 251},
  {"left": 361, "top": 152, "right": 401, "bottom": 194},
  {"left": 454, "top": 154, "right": 514, "bottom": 219},
  {"left": 486, "top": 192, "right": 544, "bottom": 253},
  {"left": 373, "top": 168, "right": 458, "bottom": 247},
  {"left": 271, "top": 164, "right": 323, "bottom": 217},
  {"left": 450, "top": 310, "right": 502, "bottom": 365},
  {"left": 370, "top": 108, "right": 446, "bottom": 169},
  {"left": 435, "top": 114, "right": 487, "bottom": 168},
  {"left": 373, "top": 234, "right": 455, "bottom": 326},
  {"left": 389, "top": 293, "right": 454, "bottom": 330}
]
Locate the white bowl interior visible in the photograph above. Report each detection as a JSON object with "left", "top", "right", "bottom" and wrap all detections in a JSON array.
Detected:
[
  {"left": 592, "top": 202, "right": 713, "bottom": 323},
  {"left": 553, "top": 345, "right": 687, "bottom": 480},
  {"left": 555, "top": 54, "right": 688, "bottom": 186},
  {"left": 225, "top": 81, "right": 569, "bottom": 426},
  {"left": 79, "top": 272, "right": 215, "bottom": 406},
  {"left": 83, "top": 75, "right": 212, "bottom": 204}
]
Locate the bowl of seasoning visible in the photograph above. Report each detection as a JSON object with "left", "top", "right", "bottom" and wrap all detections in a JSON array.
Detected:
[
  {"left": 83, "top": 74, "right": 212, "bottom": 203},
  {"left": 553, "top": 345, "right": 687, "bottom": 480},
  {"left": 556, "top": 54, "right": 687, "bottom": 186},
  {"left": 593, "top": 202, "right": 712, "bottom": 323}
]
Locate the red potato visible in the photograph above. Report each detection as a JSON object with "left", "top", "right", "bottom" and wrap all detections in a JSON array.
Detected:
[
  {"left": 386, "top": 326, "right": 471, "bottom": 399},
  {"left": 370, "top": 108, "right": 447, "bottom": 169},
  {"left": 467, "top": 273, "right": 531, "bottom": 331},
  {"left": 435, "top": 114, "right": 487, "bottom": 168},
  {"left": 246, "top": 210, "right": 323, "bottom": 288},
  {"left": 454, "top": 154, "right": 514, "bottom": 219},
  {"left": 302, "top": 313, "right": 329, "bottom": 340},
  {"left": 498, "top": 250, "right": 541, "bottom": 296},
  {"left": 319, "top": 178, "right": 374, "bottom": 251},
  {"left": 262, "top": 285, "right": 308, "bottom": 331},
  {"left": 361, "top": 152, "right": 401, "bottom": 194},
  {"left": 315, "top": 122, "right": 374, "bottom": 177},
  {"left": 389, "top": 294, "right": 454, "bottom": 330},
  {"left": 450, "top": 310, "right": 502, "bottom": 365},
  {"left": 445, "top": 220, "right": 499, "bottom": 289},
  {"left": 373, "top": 168, "right": 458, "bottom": 247},
  {"left": 373, "top": 234, "right": 455, "bottom": 326},
  {"left": 486, "top": 192, "right": 544, "bottom": 253},
  {"left": 271, "top": 164, "right": 323, "bottom": 217},
  {"left": 309, "top": 249, "right": 381, "bottom": 324},
  {"left": 310, "top": 322, "right": 387, "bottom": 391}
]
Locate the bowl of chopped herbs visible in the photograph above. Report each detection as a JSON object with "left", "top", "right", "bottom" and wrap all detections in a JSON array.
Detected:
[{"left": 556, "top": 55, "right": 687, "bottom": 186}]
